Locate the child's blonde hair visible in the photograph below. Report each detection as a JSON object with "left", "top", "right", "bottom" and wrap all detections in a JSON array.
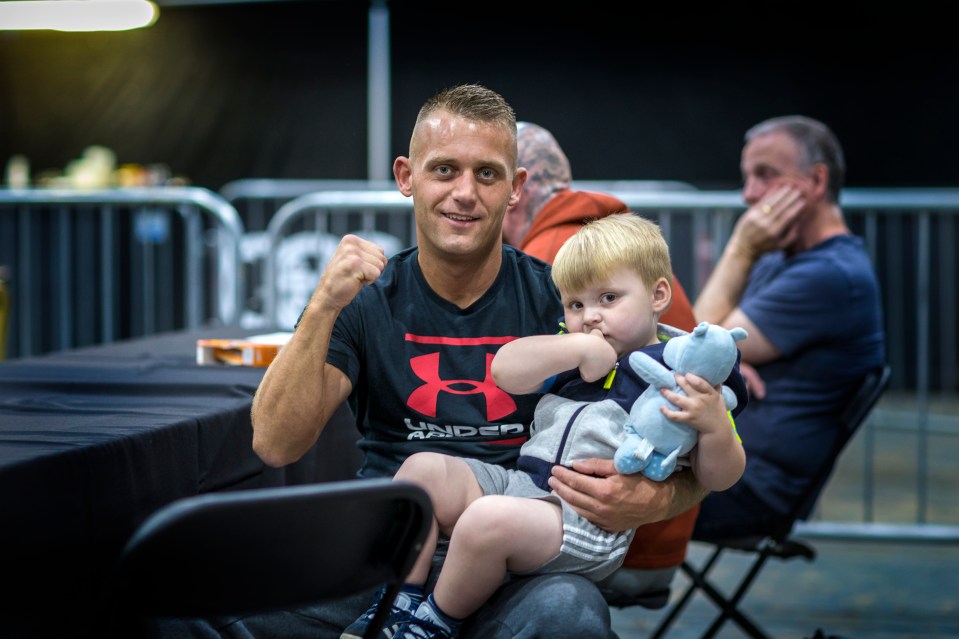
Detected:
[{"left": 551, "top": 213, "right": 672, "bottom": 294}]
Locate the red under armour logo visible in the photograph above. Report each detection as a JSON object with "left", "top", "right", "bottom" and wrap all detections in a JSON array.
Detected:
[{"left": 407, "top": 352, "right": 517, "bottom": 421}]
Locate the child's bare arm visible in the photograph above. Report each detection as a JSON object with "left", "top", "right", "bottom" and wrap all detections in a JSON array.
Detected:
[
  {"left": 660, "top": 373, "right": 746, "bottom": 491},
  {"left": 492, "top": 331, "right": 616, "bottom": 394}
]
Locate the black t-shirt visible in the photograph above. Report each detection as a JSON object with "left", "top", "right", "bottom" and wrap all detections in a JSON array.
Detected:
[{"left": 326, "top": 245, "right": 563, "bottom": 478}]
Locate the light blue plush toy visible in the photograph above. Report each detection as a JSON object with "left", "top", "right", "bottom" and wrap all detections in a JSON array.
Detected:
[{"left": 613, "top": 321, "right": 748, "bottom": 480}]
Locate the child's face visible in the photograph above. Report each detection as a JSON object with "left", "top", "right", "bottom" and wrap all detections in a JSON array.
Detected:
[{"left": 560, "top": 266, "right": 667, "bottom": 358}]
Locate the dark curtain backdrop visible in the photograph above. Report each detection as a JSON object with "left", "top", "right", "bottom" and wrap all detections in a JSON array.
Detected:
[{"left": 1, "top": 0, "right": 957, "bottom": 192}]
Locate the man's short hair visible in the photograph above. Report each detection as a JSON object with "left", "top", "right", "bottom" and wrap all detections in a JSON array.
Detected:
[{"left": 746, "top": 115, "right": 846, "bottom": 203}]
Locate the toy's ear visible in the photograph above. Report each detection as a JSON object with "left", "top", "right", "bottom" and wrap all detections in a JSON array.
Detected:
[{"left": 731, "top": 327, "right": 749, "bottom": 343}]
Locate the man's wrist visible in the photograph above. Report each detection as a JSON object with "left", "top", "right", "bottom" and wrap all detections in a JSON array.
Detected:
[
  {"left": 668, "top": 470, "right": 708, "bottom": 517},
  {"left": 725, "top": 235, "right": 762, "bottom": 266}
]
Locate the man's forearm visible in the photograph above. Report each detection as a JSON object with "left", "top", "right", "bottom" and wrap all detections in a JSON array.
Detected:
[
  {"left": 251, "top": 300, "right": 341, "bottom": 467},
  {"left": 661, "top": 469, "right": 709, "bottom": 519},
  {"left": 693, "top": 237, "right": 756, "bottom": 324}
]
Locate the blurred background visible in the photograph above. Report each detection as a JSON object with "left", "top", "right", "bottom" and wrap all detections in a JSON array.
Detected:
[
  {"left": 2, "top": 0, "right": 957, "bottom": 191},
  {"left": 0, "top": 5, "right": 957, "bottom": 637}
]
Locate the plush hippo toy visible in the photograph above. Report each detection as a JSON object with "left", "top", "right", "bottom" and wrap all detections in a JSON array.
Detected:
[{"left": 613, "top": 321, "right": 747, "bottom": 480}]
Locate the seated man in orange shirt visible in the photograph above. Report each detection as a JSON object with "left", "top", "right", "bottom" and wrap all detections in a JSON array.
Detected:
[{"left": 503, "top": 121, "right": 700, "bottom": 601}]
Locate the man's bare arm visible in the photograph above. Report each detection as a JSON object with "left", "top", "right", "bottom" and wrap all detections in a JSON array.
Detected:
[
  {"left": 251, "top": 306, "right": 350, "bottom": 468},
  {"left": 492, "top": 330, "right": 617, "bottom": 394},
  {"left": 695, "top": 184, "right": 804, "bottom": 326},
  {"left": 251, "top": 235, "right": 386, "bottom": 468}
]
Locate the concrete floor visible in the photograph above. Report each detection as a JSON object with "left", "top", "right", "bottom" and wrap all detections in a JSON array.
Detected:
[{"left": 610, "top": 539, "right": 959, "bottom": 638}]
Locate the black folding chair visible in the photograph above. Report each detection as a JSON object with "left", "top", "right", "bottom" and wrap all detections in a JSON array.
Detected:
[
  {"left": 109, "top": 478, "right": 432, "bottom": 639},
  {"left": 650, "top": 364, "right": 892, "bottom": 639}
]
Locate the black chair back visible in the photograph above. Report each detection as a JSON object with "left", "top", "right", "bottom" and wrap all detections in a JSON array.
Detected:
[
  {"left": 771, "top": 363, "right": 894, "bottom": 539},
  {"left": 110, "top": 478, "right": 432, "bottom": 638}
]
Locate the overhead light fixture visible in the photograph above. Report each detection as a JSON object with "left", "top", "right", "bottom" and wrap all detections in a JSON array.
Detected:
[{"left": 0, "top": 0, "right": 159, "bottom": 32}]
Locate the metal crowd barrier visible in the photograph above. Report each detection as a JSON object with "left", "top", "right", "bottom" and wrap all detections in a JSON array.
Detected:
[
  {"left": 610, "top": 189, "right": 959, "bottom": 395},
  {"left": 0, "top": 187, "right": 244, "bottom": 358},
  {"left": 219, "top": 178, "right": 697, "bottom": 233},
  {"left": 260, "top": 186, "right": 959, "bottom": 538},
  {"left": 261, "top": 190, "right": 413, "bottom": 329},
  {"left": 221, "top": 179, "right": 407, "bottom": 328},
  {"left": 612, "top": 188, "right": 959, "bottom": 537},
  {"left": 221, "top": 179, "right": 697, "bottom": 328},
  {"left": 259, "top": 187, "right": 959, "bottom": 396},
  {"left": 3, "top": 180, "right": 953, "bottom": 540}
]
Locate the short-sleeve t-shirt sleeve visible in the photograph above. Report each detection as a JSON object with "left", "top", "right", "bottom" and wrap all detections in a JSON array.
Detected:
[{"left": 741, "top": 254, "right": 845, "bottom": 357}]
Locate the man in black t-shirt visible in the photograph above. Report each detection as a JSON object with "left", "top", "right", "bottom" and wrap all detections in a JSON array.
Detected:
[{"left": 237, "top": 84, "right": 707, "bottom": 639}]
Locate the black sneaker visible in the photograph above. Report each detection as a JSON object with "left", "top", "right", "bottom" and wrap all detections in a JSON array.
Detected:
[{"left": 340, "top": 588, "right": 417, "bottom": 639}]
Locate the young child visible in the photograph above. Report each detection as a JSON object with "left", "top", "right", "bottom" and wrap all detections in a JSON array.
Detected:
[{"left": 342, "top": 213, "right": 748, "bottom": 639}]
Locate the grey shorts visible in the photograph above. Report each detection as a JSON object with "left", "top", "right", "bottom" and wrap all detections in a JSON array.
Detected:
[{"left": 461, "top": 457, "right": 634, "bottom": 582}]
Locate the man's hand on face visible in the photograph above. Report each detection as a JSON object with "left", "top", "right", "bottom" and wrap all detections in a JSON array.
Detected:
[{"left": 737, "top": 183, "right": 807, "bottom": 257}]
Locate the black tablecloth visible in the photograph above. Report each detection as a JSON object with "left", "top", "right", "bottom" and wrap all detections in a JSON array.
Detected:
[{"left": 0, "top": 328, "right": 361, "bottom": 638}]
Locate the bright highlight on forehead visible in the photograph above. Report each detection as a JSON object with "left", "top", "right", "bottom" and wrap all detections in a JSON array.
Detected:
[
  {"left": 411, "top": 113, "right": 516, "bottom": 168},
  {"left": 411, "top": 113, "right": 460, "bottom": 151},
  {"left": 419, "top": 115, "right": 482, "bottom": 144}
]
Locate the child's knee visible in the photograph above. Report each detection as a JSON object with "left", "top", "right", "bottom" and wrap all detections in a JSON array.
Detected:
[
  {"left": 396, "top": 451, "right": 443, "bottom": 481},
  {"left": 457, "top": 496, "right": 520, "bottom": 534}
]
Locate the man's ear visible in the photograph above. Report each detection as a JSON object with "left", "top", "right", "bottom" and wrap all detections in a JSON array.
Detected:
[
  {"left": 652, "top": 277, "right": 672, "bottom": 313},
  {"left": 394, "top": 156, "right": 413, "bottom": 197},
  {"left": 508, "top": 167, "right": 528, "bottom": 207},
  {"left": 810, "top": 163, "right": 829, "bottom": 199}
]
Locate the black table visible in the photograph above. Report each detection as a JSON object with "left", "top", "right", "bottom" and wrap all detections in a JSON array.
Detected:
[{"left": 0, "top": 328, "right": 361, "bottom": 638}]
